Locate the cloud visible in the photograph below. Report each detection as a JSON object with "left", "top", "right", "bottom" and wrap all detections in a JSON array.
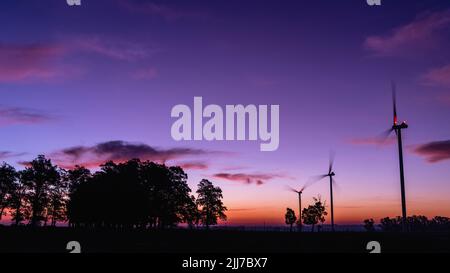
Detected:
[
  {"left": 119, "top": 0, "right": 210, "bottom": 22},
  {"left": 0, "top": 37, "right": 156, "bottom": 83},
  {"left": 437, "top": 93, "right": 450, "bottom": 105},
  {"left": 213, "top": 172, "right": 284, "bottom": 186},
  {"left": 364, "top": 10, "right": 450, "bottom": 56},
  {"left": 412, "top": 140, "right": 450, "bottom": 163},
  {"left": 72, "top": 36, "right": 154, "bottom": 61},
  {"left": 0, "top": 106, "right": 52, "bottom": 126},
  {"left": 348, "top": 137, "right": 395, "bottom": 146},
  {"left": 422, "top": 64, "right": 450, "bottom": 87},
  {"left": 0, "top": 43, "right": 65, "bottom": 82},
  {"left": 52, "top": 140, "right": 216, "bottom": 169},
  {"left": 0, "top": 151, "right": 26, "bottom": 160},
  {"left": 132, "top": 67, "right": 158, "bottom": 79},
  {"left": 176, "top": 161, "right": 209, "bottom": 170}
]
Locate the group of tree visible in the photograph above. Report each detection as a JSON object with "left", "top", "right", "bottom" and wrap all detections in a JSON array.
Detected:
[
  {"left": 364, "top": 216, "right": 450, "bottom": 232},
  {"left": 0, "top": 155, "right": 227, "bottom": 229},
  {"left": 285, "top": 196, "right": 327, "bottom": 232}
]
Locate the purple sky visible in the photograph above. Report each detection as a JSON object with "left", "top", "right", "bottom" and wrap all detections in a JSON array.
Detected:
[{"left": 1, "top": 0, "right": 450, "bottom": 225}]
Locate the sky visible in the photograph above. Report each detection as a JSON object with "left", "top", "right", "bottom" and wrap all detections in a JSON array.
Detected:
[{"left": 1, "top": 0, "right": 450, "bottom": 226}]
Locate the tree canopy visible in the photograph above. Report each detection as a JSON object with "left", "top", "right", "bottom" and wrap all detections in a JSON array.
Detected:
[{"left": 0, "top": 155, "right": 227, "bottom": 229}]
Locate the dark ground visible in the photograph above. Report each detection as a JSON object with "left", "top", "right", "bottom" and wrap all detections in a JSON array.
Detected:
[{"left": 1, "top": 226, "right": 449, "bottom": 253}]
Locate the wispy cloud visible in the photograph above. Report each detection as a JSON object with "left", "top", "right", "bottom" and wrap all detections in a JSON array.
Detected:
[
  {"left": 437, "top": 93, "right": 450, "bottom": 105},
  {"left": 213, "top": 172, "right": 285, "bottom": 186},
  {"left": 176, "top": 161, "right": 209, "bottom": 170},
  {"left": 422, "top": 64, "right": 450, "bottom": 87},
  {"left": 0, "top": 43, "right": 65, "bottom": 82},
  {"left": 0, "top": 106, "right": 52, "bottom": 126},
  {"left": 412, "top": 140, "right": 450, "bottom": 163},
  {"left": 0, "top": 151, "right": 26, "bottom": 160},
  {"left": 132, "top": 67, "right": 158, "bottom": 80},
  {"left": 348, "top": 136, "right": 395, "bottom": 146},
  {"left": 0, "top": 37, "right": 156, "bottom": 83},
  {"left": 51, "top": 140, "right": 218, "bottom": 169},
  {"left": 364, "top": 10, "right": 450, "bottom": 56},
  {"left": 72, "top": 36, "right": 155, "bottom": 61},
  {"left": 118, "top": 0, "right": 210, "bottom": 22}
]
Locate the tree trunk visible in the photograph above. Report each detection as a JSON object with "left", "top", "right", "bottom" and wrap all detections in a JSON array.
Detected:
[{"left": 312, "top": 224, "right": 315, "bottom": 232}]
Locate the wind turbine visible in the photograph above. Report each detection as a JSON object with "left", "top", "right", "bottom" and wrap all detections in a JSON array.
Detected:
[
  {"left": 383, "top": 82, "right": 409, "bottom": 231},
  {"left": 313, "top": 152, "right": 337, "bottom": 232},
  {"left": 287, "top": 184, "right": 308, "bottom": 232}
]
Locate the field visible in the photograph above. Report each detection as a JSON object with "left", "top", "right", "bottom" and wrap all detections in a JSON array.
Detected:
[{"left": 1, "top": 226, "right": 449, "bottom": 253}]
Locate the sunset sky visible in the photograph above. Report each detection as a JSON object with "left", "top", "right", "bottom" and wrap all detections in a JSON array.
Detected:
[{"left": 1, "top": 0, "right": 450, "bottom": 226}]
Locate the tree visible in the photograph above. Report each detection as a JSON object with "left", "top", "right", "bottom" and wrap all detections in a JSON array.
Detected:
[
  {"left": 363, "top": 218, "right": 375, "bottom": 232},
  {"left": 196, "top": 179, "right": 227, "bottom": 229},
  {"left": 285, "top": 208, "right": 297, "bottom": 232},
  {"left": 183, "top": 195, "right": 200, "bottom": 229},
  {"left": 21, "top": 155, "right": 61, "bottom": 226},
  {"left": 47, "top": 173, "right": 69, "bottom": 226},
  {"left": 301, "top": 197, "right": 327, "bottom": 232},
  {"left": 67, "top": 160, "right": 198, "bottom": 229},
  {"left": 380, "top": 216, "right": 402, "bottom": 232},
  {"left": 9, "top": 173, "right": 27, "bottom": 226},
  {"left": 66, "top": 166, "right": 92, "bottom": 227},
  {"left": 407, "top": 215, "right": 429, "bottom": 232},
  {"left": 430, "top": 216, "right": 450, "bottom": 231},
  {"left": 0, "top": 163, "right": 17, "bottom": 221},
  {"left": 67, "top": 166, "right": 91, "bottom": 194}
]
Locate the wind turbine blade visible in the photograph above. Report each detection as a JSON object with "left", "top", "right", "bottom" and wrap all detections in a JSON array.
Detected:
[
  {"left": 307, "top": 175, "right": 328, "bottom": 187},
  {"left": 392, "top": 81, "right": 398, "bottom": 125},
  {"left": 300, "top": 183, "right": 310, "bottom": 192},
  {"left": 285, "top": 185, "right": 299, "bottom": 193},
  {"left": 329, "top": 151, "right": 335, "bottom": 174},
  {"left": 376, "top": 128, "right": 395, "bottom": 145},
  {"left": 332, "top": 178, "right": 341, "bottom": 192}
]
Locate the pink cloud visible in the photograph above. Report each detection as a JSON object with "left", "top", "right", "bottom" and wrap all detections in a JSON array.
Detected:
[
  {"left": 0, "top": 151, "right": 26, "bottom": 160},
  {"left": 133, "top": 67, "right": 158, "bottom": 79},
  {"left": 422, "top": 64, "right": 450, "bottom": 87},
  {"left": 0, "top": 106, "right": 52, "bottom": 126},
  {"left": 0, "top": 43, "right": 65, "bottom": 82},
  {"left": 50, "top": 140, "right": 219, "bottom": 169},
  {"left": 176, "top": 161, "right": 209, "bottom": 170},
  {"left": 72, "top": 37, "right": 153, "bottom": 61},
  {"left": 364, "top": 10, "right": 450, "bottom": 56},
  {"left": 0, "top": 37, "right": 156, "bottom": 83},
  {"left": 437, "top": 93, "right": 450, "bottom": 105},
  {"left": 412, "top": 140, "right": 450, "bottom": 163},
  {"left": 213, "top": 172, "right": 285, "bottom": 186}
]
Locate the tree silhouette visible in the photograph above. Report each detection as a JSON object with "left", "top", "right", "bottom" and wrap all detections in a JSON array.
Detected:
[
  {"left": 380, "top": 215, "right": 436, "bottom": 232},
  {"left": 380, "top": 216, "right": 402, "bottom": 232},
  {"left": 20, "top": 155, "right": 61, "bottom": 227},
  {"left": 67, "top": 160, "right": 201, "bottom": 229},
  {"left": 284, "top": 208, "right": 297, "bottom": 232},
  {"left": 9, "top": 172, "right": 28, "bottom": 226},
  {"left": 66, "top": 166, "right": 92, "bottom": 227},
  {"left": 0, "top": 163, "right": 17, "bottom": 221},
  {"left": 184, "top": 195, "right": 201, "bottom": 229},
  {"left": 301, "top": 197, "right": 327, "bottom": 232},
  {"left": 1, "top": 156, "right": 230, "bottom": 230},
  {"left": 196, "top": 179, "right": 227, "bottom": 229},
  {"left": 363, "top": 218, "right": 375, "bottom": 232},
  {"left": 430, "top": 216, "right": 450, "bottom": 231}
]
